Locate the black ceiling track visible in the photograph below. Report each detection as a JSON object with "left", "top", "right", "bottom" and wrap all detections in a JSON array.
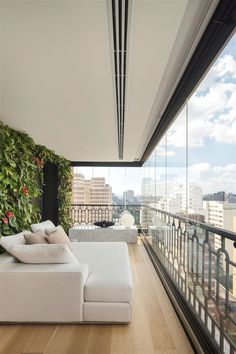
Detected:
[
  {"left": 71, "top": 161, "right": 141, "bottom": 167},
  {"left": 140, "top": 0, "right": 236, "bottom": 163},
  {"left": 111, "top": 0, "right": 129, "bottom": 160}
]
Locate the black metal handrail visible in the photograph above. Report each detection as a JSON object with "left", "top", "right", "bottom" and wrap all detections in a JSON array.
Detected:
[{"left": 141, "top": 204, "right": 236, "bottom": 353}]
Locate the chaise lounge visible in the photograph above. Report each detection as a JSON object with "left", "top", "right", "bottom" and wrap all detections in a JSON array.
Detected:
[{"left": 0, "top": 221, "right": 133, "bottom": 323}]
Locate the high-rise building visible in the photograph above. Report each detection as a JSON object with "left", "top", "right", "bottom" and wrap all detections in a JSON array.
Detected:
[
  {"left": 123, "top": 190, "right": 135, "bottom": 204},
  {"left": 72, "top": 173, "right": 86, "bottom": 204},
  {"left": 141, "top": 177, "right": 155, "bottom": 201},
  {"left": 72, "top": 172, "right": 112, "bottom": 223},
  {"left": 203, "top": 201, "right": 236, "bottom": 290},
  {"left": 203, "top": 191, "right": 226, "bottom": 202},
  {"left": 153, "top": 183, "right": 204, "bottom": 214},
  {"left": 175, "top": 183, "right": 203, "bottom": 214},
  {"left": 203, "top": 201, "right": 236, "bottom": 232},
  {"left": 203, "top": 201, "right": 236, "bottom": 255},
  {"left": 228, "top": 194, "right": 236, "bottom": 203},
  {"left": 141, "top": 183, "right": 206, "bottom": 225},
  {"left": 72, "top": 173, "right": 112, "bottom": 205}
]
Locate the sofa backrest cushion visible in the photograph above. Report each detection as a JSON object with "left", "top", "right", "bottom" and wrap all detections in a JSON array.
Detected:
[
  {"left": 45, "top": 225, "right": 70, "bottom": 245},
  {"left": 24, "top": 232, "right": 48, "bottom": 244},
  {"left": 31, "top": 220, "right": 55, "bottom": 233},
  {"left": 0, "top": 231, "right": 30, "bottom": 253},
  {"left": 10, "top": 244, "right": 78, "bottom": 264}
]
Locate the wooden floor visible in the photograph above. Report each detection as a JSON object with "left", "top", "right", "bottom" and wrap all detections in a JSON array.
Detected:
[{"left": 0, "top": 240, "right": 193, "bottom": 354}]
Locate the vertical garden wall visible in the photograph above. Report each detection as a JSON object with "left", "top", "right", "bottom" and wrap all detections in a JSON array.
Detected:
[{"left": 0, "top": 121, "right": 72, "bottom": 236}]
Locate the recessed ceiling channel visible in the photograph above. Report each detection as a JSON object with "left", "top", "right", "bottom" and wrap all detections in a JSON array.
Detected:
[{"left": 110, "top": 0, "right": 131, "bottom": 159}]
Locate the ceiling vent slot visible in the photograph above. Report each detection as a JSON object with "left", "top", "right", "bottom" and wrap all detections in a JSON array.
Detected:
[{"left": 111, "top": 0, "right": 130, "bottom": 159}]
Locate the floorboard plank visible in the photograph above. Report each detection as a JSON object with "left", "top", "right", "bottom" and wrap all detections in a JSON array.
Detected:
[
  {"left": 0, "top": 325, "right": 19, "bottom": 352},
  {"left": 0, "top": 325, "right": 56, "bottom": 354}
]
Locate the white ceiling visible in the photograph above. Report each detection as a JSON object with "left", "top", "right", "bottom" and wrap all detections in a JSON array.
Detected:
[{"left": 0, "top": 0, "right": 219, "bottom": 162}]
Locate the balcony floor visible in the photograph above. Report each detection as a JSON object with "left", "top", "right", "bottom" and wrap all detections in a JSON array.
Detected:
[{"left": 0, "top": 240, "right": 193, "bottom": 354}]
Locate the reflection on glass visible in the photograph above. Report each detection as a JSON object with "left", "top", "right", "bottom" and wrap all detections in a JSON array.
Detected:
[{"left": 166, "top": 106, "right": 187, "bottom": 215}]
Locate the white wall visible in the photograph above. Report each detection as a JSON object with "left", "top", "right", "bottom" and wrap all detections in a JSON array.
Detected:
[{"left": 0, "top": 1, "right": 117, "bottom": 161}]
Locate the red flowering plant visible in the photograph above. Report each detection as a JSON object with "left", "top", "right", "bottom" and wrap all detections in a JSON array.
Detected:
[
  {"left": 0, "top": 211, "right": 18, "bottom": 236},
  {"left": 2, "top": 218, "right": 8, "bottom": 225},
  {"left": 21, "top": 185, "right": 29, "bottom": 196},
  {"left": 5, "top": 211, "right": 14, "bottom": 218},
  {"left": 32, "top": 156, "right": 44, "bottom": 169}
]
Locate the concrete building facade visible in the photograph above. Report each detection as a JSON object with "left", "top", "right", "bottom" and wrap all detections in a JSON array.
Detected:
[{"left": 72, "top": 172, "right": 112, "bottom": 223}]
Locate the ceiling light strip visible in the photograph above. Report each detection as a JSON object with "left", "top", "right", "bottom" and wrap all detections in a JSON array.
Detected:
[
  {"left": 121, "top": 0, "right": 129, "bottom": 158},
  {"left": 111, "top": 0, "right": 129, "bottom": 159},
  {"left": 111, "top": 0, "right": 120, "bottom": 140},
  {"left": 119, "top": 1, "right": 123, "bottom": 159}
]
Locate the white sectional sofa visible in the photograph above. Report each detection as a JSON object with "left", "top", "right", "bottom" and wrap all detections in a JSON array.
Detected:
[{"left": 0, "top": 239, "right": 133, "bottom": 323}]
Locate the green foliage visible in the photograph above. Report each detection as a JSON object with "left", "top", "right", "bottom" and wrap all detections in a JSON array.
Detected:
[
  {"left": 0, "top": 121, "right": 72, "bottom": 237},
  {"left": 36, "top": 145, "right": 72, "bottom": 232},
  {"left": 58, "top": 161, "right": 73, "bottom": 233}
]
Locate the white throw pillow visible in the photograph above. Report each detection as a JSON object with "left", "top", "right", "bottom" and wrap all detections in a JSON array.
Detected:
[
  {"left": 45, "top": 225, "right": 66, "bottom": 235},
  {"left": 45, "top": 225, "right": 70, "bottom": 245},
  {"left": 24, "top": 232, "right": 48, "bottom": 244},
  {"left": 10, "top": 244, "right": 78, "bottom": 264},
  {"left": 0, "top": 231, "right": 30, "bottom": 253},
  {"left": 31, "top": 220, "right": 55, "bottom": 233}
]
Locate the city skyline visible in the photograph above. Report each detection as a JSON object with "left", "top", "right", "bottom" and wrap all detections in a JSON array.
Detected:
[
  {"left": 73, "top": 166, "right": 236, "bottom": 197},
  {"left": 73, "top": 168, "right": 235, "bottom": 202}
]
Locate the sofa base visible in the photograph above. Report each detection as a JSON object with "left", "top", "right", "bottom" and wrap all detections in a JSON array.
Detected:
[
  {"left": 83, "top": 302, "right": 132, "bottom": 323},
  {"left": 0, "top": 302, "right": 132, "bottom": 324},
  {"left": 0, "top": 321, "right": 130, "bottom": 324}
]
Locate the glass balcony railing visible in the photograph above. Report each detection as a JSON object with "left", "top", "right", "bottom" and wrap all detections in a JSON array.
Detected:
[
  {"left": 70, "top": 203, "right": 141, "bottom": 226},
  {"left": 141, "top": 205, "right": 236, "bottom": 354}
]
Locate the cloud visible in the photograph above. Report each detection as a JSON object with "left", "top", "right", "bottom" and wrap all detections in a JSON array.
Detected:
[
  {"left": 144, "top": 162, "right": 236, "bottom": 196},
  {"left": 156, "top": 146, "right": 176, "bottom": 157},
  {"left": 197, "top": 54, "right": 236, "bottom": 92},
  {"left": 189, "top": 163, "right": 236, "bottom": 193},
  {"left": 166, "top": 53, "right": 236, "bottom": 148},
  {"left": 207, "top": 90, "right": 236, "bottom": 144},
  {"left": 189, "top": 163, "right": 211, "bottom": 173},
  {"left": 211, "top": 54, "right": 236, "bottom": 78},
  {"left": 213, "top": 164, "right": 236, "bottom": 173}
]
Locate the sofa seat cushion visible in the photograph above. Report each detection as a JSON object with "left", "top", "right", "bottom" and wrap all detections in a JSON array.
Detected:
[{"left": 71, "top": 242, "right": 133, "bottom": 303}]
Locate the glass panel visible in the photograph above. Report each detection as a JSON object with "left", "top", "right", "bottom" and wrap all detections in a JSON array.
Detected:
[
  {"left": 140, "top": 31, "right": 236, "bottom": 354},
  {"left": 166, "top": 106, "right": 187, "bottom": 214},
  {"left": 155, "top": 136, "right": 167, "bottom": 212},
  {"left": 188, "top": 34, "right": 236, "bottom": 228}
]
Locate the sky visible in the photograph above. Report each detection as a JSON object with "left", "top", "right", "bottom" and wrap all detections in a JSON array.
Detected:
[
  {"left": 165, "top": 32, "right": 236, "bottom": 194},
  {"left": 74, "top": 33, "right": 236, "bottom": 196}
]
